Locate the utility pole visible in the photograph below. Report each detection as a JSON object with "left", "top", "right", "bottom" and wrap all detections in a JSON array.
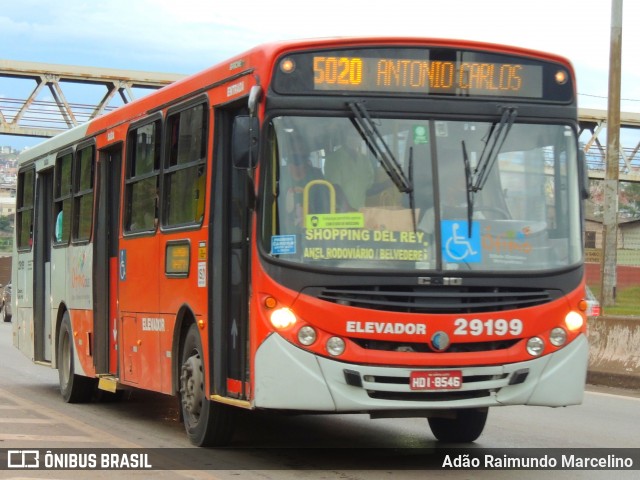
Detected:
[{"left": 600, "top": 0, "right": 623, "bottom": 308}]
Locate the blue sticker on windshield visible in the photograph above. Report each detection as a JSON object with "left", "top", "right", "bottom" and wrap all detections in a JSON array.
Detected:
[
  {"left": 271, "top": 235, "right": 297, "bottom": 255},
  {"left": 441, "top": 220, "right": 481, "bottom": 263}
]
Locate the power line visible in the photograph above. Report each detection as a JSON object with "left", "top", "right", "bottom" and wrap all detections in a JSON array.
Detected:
[{"left": 579, "top": 92, "right": 640, "bottom": 102}]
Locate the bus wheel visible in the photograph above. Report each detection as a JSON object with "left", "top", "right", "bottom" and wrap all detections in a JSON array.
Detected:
[
  {"left": 428, "top": 408, "right": 488, "bottom": 443},
  {"left": 58, "top": 313, "right": 95, "bottom": 403},
  {"left": 179, "top": 323, "right": 235, "bottom": 447}
]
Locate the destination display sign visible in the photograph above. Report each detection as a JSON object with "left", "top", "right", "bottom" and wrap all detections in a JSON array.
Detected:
[
  {"left": 313, "top": 56, "right": 541, "bottom": 97},
  {"left": 272, "top": 47, "right": 573, "bottom": 101}
]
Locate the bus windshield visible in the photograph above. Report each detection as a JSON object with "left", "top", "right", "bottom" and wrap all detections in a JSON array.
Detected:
[{"left": 261, "top": 115, "right": 582, "bottom": 272}]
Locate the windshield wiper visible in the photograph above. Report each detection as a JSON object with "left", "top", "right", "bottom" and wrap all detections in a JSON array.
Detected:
[
  {"left": 471, "top": 106, "right": 517, "bottom": 193},
  {"left": 461, "top": 107, "right": 516, "bottom": 236},
  {"left": 460, "top": 107, "right": 516, "bottom": 236},
  {"left": 461, "top": 140, "right": 473, "bottom": 237},
  {"left": 347, "top": 101, "right": 413, "bottom": 194},
  {"left": 407, "top": 146, "right": 417, "bottom": 231}
]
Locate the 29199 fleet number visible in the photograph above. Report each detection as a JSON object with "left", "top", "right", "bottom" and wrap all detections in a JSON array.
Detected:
[{"left": 453, "top": 318, "right": 523, "bottom": 336}]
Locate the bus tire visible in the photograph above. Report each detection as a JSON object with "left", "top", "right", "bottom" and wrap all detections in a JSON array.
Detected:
[
  {"left": 179, "top": 323, "right": 235, "bottom": 447},
  {"left": 428, "top": 408, "right": 488, "bottom": 443},
  {"left": 58, "top": 312, "right": 95, "bottom": 403}
]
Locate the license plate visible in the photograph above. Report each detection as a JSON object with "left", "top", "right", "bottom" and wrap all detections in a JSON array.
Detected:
[{"left": 409, "top": 370, "right": 463, "bottom": 390}]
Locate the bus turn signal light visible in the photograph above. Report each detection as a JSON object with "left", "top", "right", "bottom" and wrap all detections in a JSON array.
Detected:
[{"left": 264, "top": 296, "right": 277, "bottom": 309}]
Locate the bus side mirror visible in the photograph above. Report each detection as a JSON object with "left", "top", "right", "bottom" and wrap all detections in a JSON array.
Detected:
[
  {"left": 578, "top": 150, "right": 590, "bottom": 199},
  {"left": 232, "top": 115, "right": 260, "bottom": 169}
]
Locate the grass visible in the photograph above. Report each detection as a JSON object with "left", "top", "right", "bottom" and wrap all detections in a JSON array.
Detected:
[{"left": 588, "top": 285, "right": 640, "bottom": 317}]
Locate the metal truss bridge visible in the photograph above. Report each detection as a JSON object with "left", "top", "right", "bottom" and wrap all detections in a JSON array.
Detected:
[
  {"left": 0, "top": 59, "right": 184, "bottom": 138},
  {"left": 580, "top": 108, "right": 640, "bottom": 183},
  {"left": 1, "top": 59, "right": 639, "bottom": 182}
]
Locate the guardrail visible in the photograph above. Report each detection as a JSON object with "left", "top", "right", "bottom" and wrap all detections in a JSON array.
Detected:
[{"left": 587, "top": 316, "right": 640, "bottom": 389}]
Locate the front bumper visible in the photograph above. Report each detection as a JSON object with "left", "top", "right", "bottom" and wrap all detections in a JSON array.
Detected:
[{"left": 253, "top": 333, "right": 588, "bottom": 411}]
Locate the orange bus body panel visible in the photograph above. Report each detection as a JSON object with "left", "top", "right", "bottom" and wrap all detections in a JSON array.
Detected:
[{"left": 16, "top": 39, "right": 582, "bottom": 425}]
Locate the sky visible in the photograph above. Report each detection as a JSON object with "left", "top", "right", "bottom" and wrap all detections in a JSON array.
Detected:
[{"left": 1, "top": 0, "right": 639, "bottom": 150}]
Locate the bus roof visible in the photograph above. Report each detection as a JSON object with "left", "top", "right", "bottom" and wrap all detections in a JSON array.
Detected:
[{"left": 17, "top": 37, "right": 574, "bottom": 166}]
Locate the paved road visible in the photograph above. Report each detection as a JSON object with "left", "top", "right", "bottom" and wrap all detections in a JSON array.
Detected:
[{"left": 0, "top": 321, "right": 638, "bottom": 479}]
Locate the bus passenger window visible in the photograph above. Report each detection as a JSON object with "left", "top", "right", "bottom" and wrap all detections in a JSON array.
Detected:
[
  {"left": 73, "top": 145, "right": 95, "bottom": 242},
  {"left": 16, "top": 168, "right": 35, "bottom": 251},
  {"left": 164, "top": 102, "right": 207, "bottom": 227},
  {"left": 54, "top": 152, "right": 73, "bottom": 244},
  {"left": 125, "top": 120, "right": 160, "bottom": 233}
]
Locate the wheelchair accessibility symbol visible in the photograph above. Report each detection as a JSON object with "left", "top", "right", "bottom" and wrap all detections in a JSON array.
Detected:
[
  {"left": 119, "top": 249, "right": 127, "bottom": 281},
  {"left": 442, "top": 220, "right": 481, "bottom": 263}
]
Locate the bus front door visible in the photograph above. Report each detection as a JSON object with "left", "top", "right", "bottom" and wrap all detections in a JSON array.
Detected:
[{"left": 211, "top": 106, "right": 251, "bottom": 400}]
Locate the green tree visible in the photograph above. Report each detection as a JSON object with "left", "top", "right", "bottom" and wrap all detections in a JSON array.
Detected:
[
  {"left": 620, "top": 181, "right": 640, "bottom": 218},
  {"left": 0, "top": 216, "right": 11, "bottom": 232}
]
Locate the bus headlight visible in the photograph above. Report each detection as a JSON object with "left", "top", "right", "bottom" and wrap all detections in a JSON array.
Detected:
[
  {"left": 270, "top": 308, "right": 297, "bottom": 330},
  {"left": 564, "top": 311, "right": 584, "bottom": 332},
  {"left": 298, "top": 326, "right": 317, "bottom": 346},
  {"left": 326, "top": 337, "right": 346, "bottom": 356},
  {"left": 526, "top": 337, "right": 545, "bottom": 357},
  {"left": 549, "top": 327, "right": 567, "bottom": 347}
]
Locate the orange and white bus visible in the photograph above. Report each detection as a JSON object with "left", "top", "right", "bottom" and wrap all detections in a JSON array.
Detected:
[{"left": 13, "top": 38, "right": 589, "bottom": 446}]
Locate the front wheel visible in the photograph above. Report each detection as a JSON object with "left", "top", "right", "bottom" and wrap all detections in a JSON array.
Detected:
[
  {"left": 179, "top": 323, "right": 235, "bottom": 446},
  {"left": 428, "top": 408, "right": 488, "bottom": 443},
  {"left": 58, "top": 312, "right": 95, "bottom": 403}
]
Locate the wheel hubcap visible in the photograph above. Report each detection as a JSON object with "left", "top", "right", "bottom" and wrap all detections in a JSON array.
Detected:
[{"left": 180, "top": 353, "right": 204, "bottom": 421}]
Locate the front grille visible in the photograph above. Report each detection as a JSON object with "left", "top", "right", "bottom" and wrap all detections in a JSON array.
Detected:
[
  {"left": 309, "top": 285, "right": 555, "bottom": 314},
  {"left": 367, "top": 390, "right": 491, "bottom": 401},
  {"left": 350, "top": 337, "right": 519, "bottom": 353}
]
